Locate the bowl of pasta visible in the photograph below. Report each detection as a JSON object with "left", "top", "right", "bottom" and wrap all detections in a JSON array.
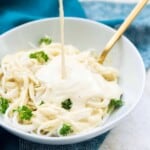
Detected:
[{"left": 0, "top": 18, "right": 145, "bottom": 144}]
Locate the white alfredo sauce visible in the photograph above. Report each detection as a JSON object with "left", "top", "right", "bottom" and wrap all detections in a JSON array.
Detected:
[{"left": 36, "top": 55, "right": 122, "bottom": 110}]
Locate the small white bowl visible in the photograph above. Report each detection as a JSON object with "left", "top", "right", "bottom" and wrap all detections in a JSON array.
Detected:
[{"left": 0, "top": 18, "right": 145, "bottom": 145}]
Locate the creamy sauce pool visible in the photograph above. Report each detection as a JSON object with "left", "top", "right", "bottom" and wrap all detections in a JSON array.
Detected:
[{"left": 36, "top": 55, "right": 122, "bottom": 109}]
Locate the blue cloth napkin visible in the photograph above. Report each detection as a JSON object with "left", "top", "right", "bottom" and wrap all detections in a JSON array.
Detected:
[
  {"left": 0, "top": 0, "right": 150, "bottom": 150},
  {"left": 0, "top": 0, "right": 86, "bottom": 33}
]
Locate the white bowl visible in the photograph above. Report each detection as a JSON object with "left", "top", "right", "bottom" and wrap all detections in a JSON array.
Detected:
[{"left": 0, "top": 18, "right": 145, "bottom": 145}]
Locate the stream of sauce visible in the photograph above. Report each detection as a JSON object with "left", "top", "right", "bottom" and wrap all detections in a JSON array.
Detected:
[{"left": 59, "top": 0, "right": 66, "bottom": 79}]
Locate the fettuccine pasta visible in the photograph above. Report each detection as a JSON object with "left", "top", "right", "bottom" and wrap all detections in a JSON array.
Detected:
[{"left": 0, "top": 40, "right": 122, "bottom": 137}]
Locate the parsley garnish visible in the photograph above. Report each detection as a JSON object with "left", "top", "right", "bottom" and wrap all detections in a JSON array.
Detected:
[
  {"left": 108, "top": 98, "right": 123, "bottom": 113},
  {"left": 59, "top": 123, "right": 73, "bottom": 136},
  {"left": 29, "top": 51, "right": 49, "bottom": 63},
  {"left": 39, "top": 36, "right": 52, "bottom": 45},
  {"left": 61, "top": 98, "right": 72, "bottom": 110},
  {"left": 0, "top": 97, "right": 9, "bottom": 114},
  {"left": 14, "top": 105, "right": 33, "bottom": 120},
  {"left": 39, "top": 101, "right": 44, "bottom": 106}
]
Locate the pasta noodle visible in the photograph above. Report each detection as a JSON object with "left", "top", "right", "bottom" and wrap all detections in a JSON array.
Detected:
[{"left": 0, "top": 42, "right": 122, "bottom": 136}]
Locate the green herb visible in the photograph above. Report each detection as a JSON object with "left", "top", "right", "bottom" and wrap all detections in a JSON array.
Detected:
[
  {"left": 29, "top": 51, "right": 49, "bottom": 63},
  {"left": 61, "top": 98, "right": 72, "bottom": 110},
  {"left": 108, "top": 98, "right": 123, "bottom": 113},
  {"left": 0, "top": 97, "right": 9, "bottom": 114},
  {"left": 39, "top": 101, "right": 44, "bottom": 106},
  {"left": 14, "top": 105, "right": 33, "bottom": 120},
  {"left": 39, "top": 36, "right": 52, "bottom": 45},
  {"left": 59, "top": 123, "right": 73, "bottom": 136}
]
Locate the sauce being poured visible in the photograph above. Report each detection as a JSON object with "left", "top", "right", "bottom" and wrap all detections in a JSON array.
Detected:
[{"left": 59, "top": 0, "right": 66, "bottom": 79}]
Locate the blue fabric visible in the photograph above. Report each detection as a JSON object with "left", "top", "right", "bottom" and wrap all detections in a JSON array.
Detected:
[
  {"left": 0, "top": 0, "right": 150, "bottom": 150},
  {"left": 0, "top": 0, "right": 86, "bottom": 33}
]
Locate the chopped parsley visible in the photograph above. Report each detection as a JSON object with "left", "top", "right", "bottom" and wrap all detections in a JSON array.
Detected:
[
  {"left": 14, "top": 105, "right": 33, "bottom": 120},
  {"left": 0, "top": 97, "right": 9, "bottom": 114},
  {"left": 108, "top": 98, "right": 123, "bottom": 113},
  {"left": 39, "top": 101, "right": 44, "bottom": 106},
  {"left": 61, "top": 98, "right": 72, "bottom": 110},
  {"left": 59, "top": 123, "right": 73, "bottom": 136},
  {"left": 29, "top": 51, "right": 49, "bottom": 63},
  {"left": 39, "top": 36, "right": 52, "bottom": 45}
]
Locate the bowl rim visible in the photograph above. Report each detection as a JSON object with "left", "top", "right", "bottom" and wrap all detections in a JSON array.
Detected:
[{"left": 0, "top": 17, "right": 146, "bottom": 143}]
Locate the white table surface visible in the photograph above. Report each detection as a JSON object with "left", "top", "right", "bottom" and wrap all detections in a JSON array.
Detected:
[{"left": 80, "top": 0, "right": 150, "bottom": 149}]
